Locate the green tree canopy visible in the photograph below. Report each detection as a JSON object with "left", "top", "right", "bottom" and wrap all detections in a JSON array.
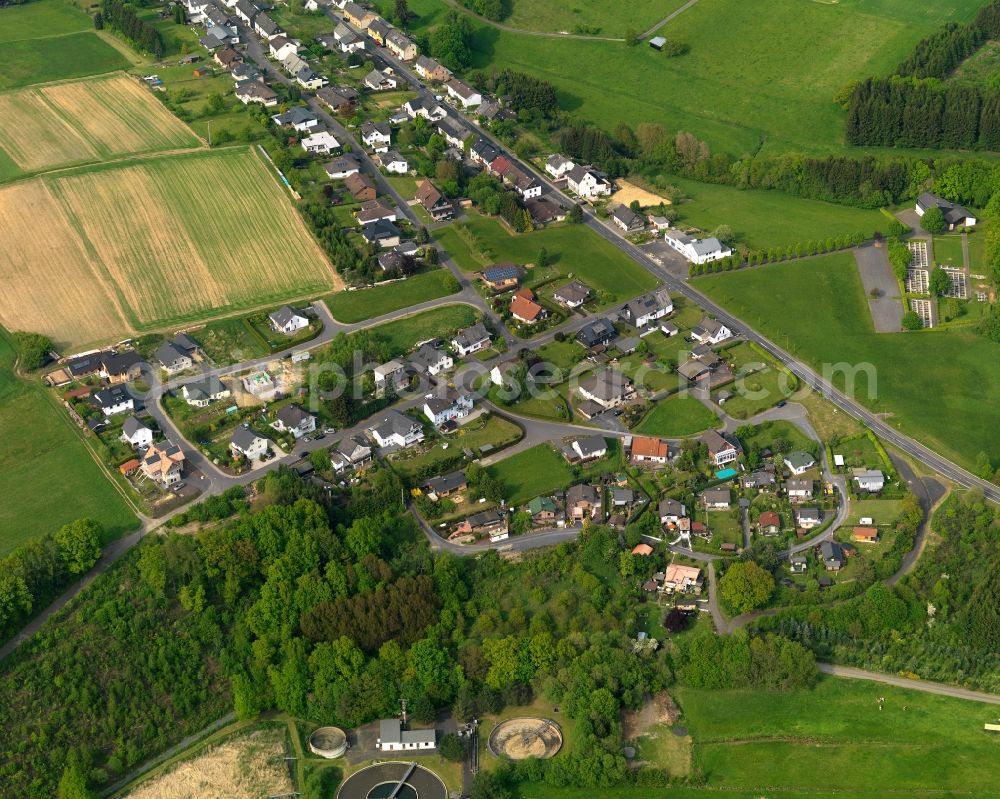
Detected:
[
  {"left": 719, "top": 561, "right": 775, "bottom": 614},
  {"left": 54, "top": 520, "right": 102, "bottom": 575}
]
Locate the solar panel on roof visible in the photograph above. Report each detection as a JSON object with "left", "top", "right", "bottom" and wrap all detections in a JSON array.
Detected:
[{"left": 484, "top": 266, "right": 518, "bottom": 280}]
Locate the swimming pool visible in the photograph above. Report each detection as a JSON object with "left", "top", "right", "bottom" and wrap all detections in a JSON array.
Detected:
[{"left": 715, "top": 468, "right": 738, "bottom": 480}]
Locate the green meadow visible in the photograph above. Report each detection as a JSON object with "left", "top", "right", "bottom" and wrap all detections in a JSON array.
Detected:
[{"left": 325, "top": 270, "right": 460, "bottom": 323}]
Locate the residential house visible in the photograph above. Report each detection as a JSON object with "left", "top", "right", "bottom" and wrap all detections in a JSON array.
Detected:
[
  {"left": 743, "top": 470, "right": 776, "bottom": 490},
  {"left": 141, "top": 440, "right": 185, "bottom": 485},
  {"left": 269, "top": 305, "right": 310, "bottom": 334},
  {"left": 65, "top": 351, "right": 105, "bottom": 379},
  {"left": 611, "top": 204, "right": 645, "bottom": 232},
  {"left": 356, "top": 199, "right": 398, "bottom": 225},
  {"left": 487, "top": 154, "right": 511, "bottom": 179},
  {"left": 612, "top": 488, "right": 635, "bottom": 509},
  {"left": 232, "top": 63, "right": 263, "bottom": 84},
  {"left": 332, "top": 23, "right": 365, "bottom": 53},
  {"left": 663, "top": 564, "right": 703, "bottom": 595},
  {"left": 360, "top": 121, "right": 391, "bottom": 151},
  {"left": 758, "top": 510, "right": 781, "bottom": 535},
  {"left": 377, "top": 251, "right": 409, "bottom": 272},
  {"left": 786, "top": 479, "right": 814, "bottom": 502},
  {"left": 154, "top": 336, "right": 197, "bottom": 373},
  {"left": 414, "top": 180, "right": 452, "bottom": 221},
  {"left": 181, "top": 376, "right": 231, "bottom": 407},
  {"left": 333, "top": 436, "right": 372, "bottom": 471},
  {"left": 566, "top": 483, "right": 601, "bottom": 521},
  {"left": 295, "top": 66, "right": 328, "bottom": 90},
  {"left": 402, "top": 97, "right": 447, "bottom": 121},
  {"left": 478, "top": 98, "right": 514, "bottom": 121},
  {"left": 452, "top": 323, "right": 491, "bottom": 356},
  {"left": 302, "top": 130, "right": 339, "bottom": 154},
  {"left": 304, "top": 0, "right": 331, "bottom": 9},
  {"left": 820, "top": 540, "right": 844, "bottom": 571},
  {"left": 701, "top": 487, "right": 731, "bottom": 510},
  {"left": 632, "top": 543, "right": 654, "bottom": 556},
  {"left": 254, "top": 12, "right": 282, "bottom": 39},
  {"left": 489, "top": 360, "right": 521, "bottom": 388},
  {"left": 853, "top": 469, "right": 885, "bottom": 493},
  {"left": 235, "top": 82, "right": 279, "bottom": 106},
  {"left": 545, "top": 154, "right": 575, "bottom": 179},
  {"left": 852, "top": 526, "right": 879, "bottom": 543},
  {"left": 373, "top": 359, "right": 408, "bottom": 393},
  {"left": 701, "top": 430, "right": 740, "bottom": 466},
  {"left": 617, "top": 336, "right": 640, "bottom": 354},
  {"left": 120, "top": 416, "right": 153, "bottom": 448},
  {"left": 790, "top": 555, "right": 808, "bottom": 574},
  {"left": 565, "top": 165, "right": 611, "bottom": 198},
  {"left": 631, "top": 435, "right": 670, "bottom": 464},
  {"left": 796, "top": 507, "right": 822, "bottom": 529},
  {"left": 379, "top": 150, "right": 408, "bottom": 174},
  {"left": 364, "top": 69, "right": 398, "bottom": 91},
  {"left": 436, "top": 117, "right": 469, "bottom": 148},
  {"left": 446, "top": 78, "right": 482, "bottom": 108},
  {"left": 527, "top": 495, "right": 561, "bottom": 525},
  {"left": 316, "top": 85, "right": 357, "bottom": 114},
  {"left": 690, "top": 317, "right": 733, "bottom": 345},
  {"left": 233, "top": 0, "right": 258, "bottom": 24},
  {"left": 269, "top": 34, "right": 298, "bottom": 60},
  {"left": 915, "top": 192, "right": 977, "bottom": 229},
  {"left": 784, "top": 451, "right": 816, "bottom": 475},
  {"left": 414, "top": 55, "right": 451, "bottom": 83},
  {"left": 578, "top": 369, "right": 635, "bottom": 410},
  {"left": 456, "top": 508, "right": 508, "bottom": 539},
  {"left": 271, "top": 403, "right": 316, "bottom": 439},
  {"left": 214, "top": 46, "right": 243, "bottom": 69},
  {"left": 343, "top": 1, "right": 375, "bottom": 28},
  {"left": 361, "top": 219, "right": 401, "bottom": 248},
  {"left": 658, "top": 498, "right": 686, "bottom": 525},
  {"left": 230, "top": 427, "right": 270, "bottom": 460},
  {"left": 422, "top": 470, "right": 467, "bottom": 499},
  {"left": 101, "top": 350, "right": 143, "bottom": 383},
  {"left": 324, "top": 153, "right": 360, "bottom": 178},
  {"left": 470, "top": 137, "right": 500, "bottom": 166},
  {"left": 504, "top": 165, "right": 542, "bottom": 199},
  {"left": 345, "top": 172, "right": 377, "bottom": 202},
  {"left": 576, "top": 317, "right": 617, "bottom": 349},
  {"left": 525, "top": 197, "right": 565, "bottom": 225},
  {"left": 369, "top": 410, "right": 424, "bottom": 449},
  {"left": 554, "top": 280, "right": 590, "bottom": 309},
  {"left": 570, "top": 435, "right": 608, "bottom": 462},
  {"left": 364, "top": 17, "right": 391, "bottom": 45},
  {"left": 479, "top": 263, "right": 523, "bottom": 292},
  {"left": 91, "top": 385, "right": 134, "bottom": 416},
  {"left": 423, "top": 389, "right": 474, "bottom": 425},
  {"left": 410, "top": 343, "right": 453, "bottom": 376},
  {"left": 510, "top": 288, "right": 545, "bottom": 324},
  {"left": 663, "top": 230, "right": 732, "bottom": 264},
  {"left": 385, "top": 29, "right": 417, "bottom": 60},
  {"left": 677, "top": 359, "right": 710, "bottom": 383},
  {"left": 620, "top": 289, "right": 673, "bottom": 329}
]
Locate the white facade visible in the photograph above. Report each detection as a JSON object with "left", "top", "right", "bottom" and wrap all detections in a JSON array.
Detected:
[
  {"left": 302, "top": 131, "right": 340, "bottom": 154},
  {"left": 663, "top": 231, "right": 732, "bottom": 264}
]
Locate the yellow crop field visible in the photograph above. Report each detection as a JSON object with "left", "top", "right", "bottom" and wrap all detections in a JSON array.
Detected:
[
  {"left": 0, "top": 148, "right": 341, "bottom": 348},
  {"left": 0, "top": 73, "right": 201, "bottom": 176}
]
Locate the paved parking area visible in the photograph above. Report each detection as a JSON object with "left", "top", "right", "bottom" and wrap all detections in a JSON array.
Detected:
[{"left": 855, "top": 244, "right": 904, "bottom": 332}]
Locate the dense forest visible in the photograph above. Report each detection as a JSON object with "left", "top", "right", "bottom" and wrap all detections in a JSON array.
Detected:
[
  {"left": 0, "top": 466, "right": 816, "bottom": 797},
  {"left": 756, "top": 493, "right": 1000, "bottom": 692},
  {"left": 99, "top": 0, "right": 164, "bottom": 58}
]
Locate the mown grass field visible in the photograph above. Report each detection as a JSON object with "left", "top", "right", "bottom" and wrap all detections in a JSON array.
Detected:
[
  {"left": 487, "top": 443, "right": 575, "bottom": 505},
  {"left": 1, "top": 29, "right": 129, "bottom": 91},
  {"left": 325, "top": 270, "right": 459, "bottom": 323},
  {"left": 514, "top": 676, "right": 1000, "bottom": 798},
  {"left": 434, "top": 211, "right": 657, "bottom": 304},
  {"left": 0, "top": 0, "right": 92, "bottom": 41},
  {"left": 666, "top": 176, "right": 887, "bottom": 249},
  {"left": 502, "top": 0, "right": 688, "bottom": 37},
  {"left": 0, "top": 73, "right": 201, "bottom": 178},
  {"left": 697, "top": 253, "right": 1000, "bottom": 471},
  {"left": 0, "top": 331, "right": 137, "bottom": 557},
  {"left": 634, "top": 394, "right": 719, "bottom": 437},
  {"left": 410, "top": 0, "right": 982, "bottom": 156},
  {"left": 374, "top": 304, "right": 480, "bottom": 355},
  {"left": 0, "top": 148, "right": 341, "bottom": 349}
]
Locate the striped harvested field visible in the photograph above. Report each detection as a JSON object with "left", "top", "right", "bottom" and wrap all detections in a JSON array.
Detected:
[
  {"left": 0, "top": 73, "right": 200, "bottom": 176},
  {"left": 0, "top": 148, "right": 341, "bottom": 348}
]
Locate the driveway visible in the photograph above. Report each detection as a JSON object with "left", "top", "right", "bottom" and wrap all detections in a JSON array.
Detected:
[{"left": 854, "top": 243, "right": 904, "bottom": 332}]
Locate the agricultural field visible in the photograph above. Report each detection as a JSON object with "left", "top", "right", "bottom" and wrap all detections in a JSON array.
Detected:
[
  {"left": 0, "top": 73, "right": 201, "bottom": 178},
  {"left": 0, "top": 148, "right": 340, "bottom": 349},
  {"left": 433, "top": 211, "right": 657, "bottom": 305},
  {"left": 409, "top": 0, "right": 983, "bottom": 157},
  {"left": 665, "top": 176, "right": 887, "bottom": 249},
  {"left": 697, "top": 253, "right": 1000, "bottom": 471},
  {"left": 634, "top": 394, "right": 719, "bottom": 437},
  {"left": 501, "top": 0, "right": 688, "bottom": 37},
  {"left": 325, "top": 270, "right": 460, "bottom": 323},
  {"left": 514, "top": 676, "right": 1000, "bottom": 798},
  {"left": 0, "top": 331, "right": 137, "bottom": 557}
]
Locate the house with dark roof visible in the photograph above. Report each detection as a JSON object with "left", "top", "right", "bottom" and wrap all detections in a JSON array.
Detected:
[
  {"left": 101, "top": 350, "right": 144, "bottom": 383},
  {"left": 385, "top": 29, "right": 417, "bottom": 60},
  {"left": 268, "top": 306, "right": 309, "bottom": 334},
  {"left": 364, "top": 69, "right": 398, "bottom": 91},
  {"left": 576, "top": 318, "right": 617, "bottom": 349},
  {"left": 456, "top": 508, "right": 508, "bottom": 538},
  {"left": 525, "top": 197, "right": 565, "bottom": 225},
  {"left": 324, "top": 153, "right": 360, "bottom": 179},
  {"left": 565, "top": 164, "right": 611, "bottom": 198},
  {"left": 470, "top": 137, "right": 500, "bottom": 166},
  {"left": 578, "top": 369, "right": 634, "bottom": 409},
  {"left": 120, "top": 415, "right": 153, "bottom": 448},
  {"left": 436, "top": 117, "right": 469, "bottom": 148},
  {"left": 235, "top": 81, "right": 278, "bottom": 106},
  {"left": 272, "top": 106, "right": 320, "bottom": 131},
  {"left": 611, "top": 204, "right": 645, "bottom": 232},
  {"left": 333, "top": 436, "right": 373, "bottom": 471},
  {"left": 410, "top": 344, "right": 453, "bottom": 376},
  {"left": 230, "top": 426, "right": 270, "bottom": 460},
  {"left": 414, "top": 55, "right": 452, "bottom": 82},
  {"left": 360, "top": 121, "right": 391, "bottom": 151},
  {"left": 479, "top": 263, "right": 523, "bottom": 291},
  {"left": 569, "top": 435, "right": 608, "bottom": 462},
  {"left": 345, "top": 172, "right": 377, "bottom": 202},
  {"left": 701, "top": 429, "right": 740, "bottom": 466},
  {"left": 253, "top": 12, "right": 282, "bottom": 39},
  {"left": 701, "top": 487, "right": 731, "bottom": 510},
  {"left": 621, "top": 289, "right": 673, "bottom": 329},
  {"left": 361, "top": 218, "right": 401, "bottom": 248},
  {"left": 356, "top": 199, "right": 398, "bottom": 225},
  {"left": 786, "top": 479, "right": 814, "bottom": 502},
  {"left": 316, "top": 86, "right": 357, "bottom": 114},
  {"left": 155, "top": 340, "right": 194, "bottom": 374},
  {"left": 368, "top": 409, "right": 424, "bottom": 449},
  {"left": 414, "top": 180, "right": 452, "bottom": 220},
  {"left": 915, "top": 192, "right": 977, "bottom": 229},
  {"left": 797, "top": 507, "right": 822, "bottom": 529},
  {"left": 545, "top": 154, "right": 575, "bottom": 179},
  {"left": 452, "top": 323, "right": 491, "bottom": 356},
  {"left": 554, "top": 281, "right": 590, "bottom": 309},
  {"left": 820, "top": 540, "right": 844, "bottom": 571},
  {"left": 691, "top": 317, "right": 732, "bottom": 345},
  {"left": 271, "top": 403, "right": 316, "bottom": 438},
  {"left": 423, "top": 390, "right": 473, "bottom": 425},
  {"left": 181, "top": 375, "right": 231, "bottom": 407},
  {"left": 422, "top": 470, "right": 468, "bottom": 498},
  {"left": 566, "top": 483, "right": 601, "bottom": 520}
]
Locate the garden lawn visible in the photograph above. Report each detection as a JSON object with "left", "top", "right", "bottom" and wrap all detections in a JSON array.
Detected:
[
  {"left": 324, "top": 270, "right": 459, "bottom": 323},
  {"left": 502, "top": 0, "right": 688, "bottom": 38},
  {"left": 719, "top": 366, "right": 794, "bottom": 420},
  {"left": 1, "top": 33, "right": 129, "bottom": 91},
  {"left": 635, "top": 394, "right": 718, "bottom": 437},
  {"left": 433, "top": 211, "right": 657, "bottom": 305},
  {"left": 847, "top": 497, "right": 905, "bottom": 527},
  {"left": 667, "top": 176, "right": 886, "bottom": 250},
  {"left": 697, "top": 253, "right": 1000, "bottom": 471},
  {"left": 372, "top": 304, "right": 479, "bottom": 355},
  {"left": 0, "top": 331, "right": 137, "bottom": 556},
  {"left": 390, "top": 416, "right": 522, "bottom": 478},
  {"left": 932, "top": 234, "right": 964, "bottom": 268},
  {"left": 739, "top": 420, "right": 815, "bottom": 455},
  {"left": 487, "top": 444, "right": 575, "bottom": 505}
]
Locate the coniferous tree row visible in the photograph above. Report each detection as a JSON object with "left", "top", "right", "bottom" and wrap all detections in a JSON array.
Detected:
[
  {"left": 896, "top": 0, "right": 1000, "bottom": 79},
  {"left": 101, "top": 0, "right": 165, "bottom": 58}
]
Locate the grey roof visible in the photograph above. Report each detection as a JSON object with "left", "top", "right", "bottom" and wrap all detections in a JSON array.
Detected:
[
  {"left": 466, "top": 508, "right": 506, "bottom": 528},
  {"left": 573, "top": 435, "right": 607, "bottom": 458},
  {"left": 702, "top": 487, "right": 731, "bottom": 504},
  {"left": 693, "top": 317, "right": 726, "bottom": 337},
  {"left": 787, "top": 479, "right": 813, "bottom": 492},
  {"left": 612, "top": 488, "right": 635, "bottom": 504},
  {"left": 617, "top": 336, "right": 640, "bottom": 353},
  {"left": 471, "top": 137, "right": 500, "bottom": 162},
  {"left": 337, "top": 435, "right": 371, "bottom": 461},
  {"left": 155, "top": 340, "right": 189, "bottom": 367},
  {"left": 547, "top": 153, "right": 573, "bottom": 170},
  {"left": 423, "top": 470, "right": 467, "bottom": 494},
  {"left": 701, "top": 429, "right": 737, "bottom": 453},
  {"left": 235, "top": 0, "right": 258, "bottom": 20},
  {"left": 232, "top": 63, "right": 262, "bottom": 82},
  {"left": 254, "top": 12, "right": 280, "bottom": 35},
  {"left": 411, "top": 343, "right": 449, "bottom": 371},
  {"left": 798, "top": 507, "right": 822, "bottom": 521},
  {"left": 361, "top": 121, "right": 390, "bottom": 138},
  {"left": 183, "top": 375, "right": 228, "bottom": 399},
  {"left": 365, "top": 69, "right": 394, "bottom": 87},
  {"left": 692, "top": 237, "right": 727, "bottom": 256},
  {"left": 554, "top": 280, "right": 590, "bottom": 305},
  {"left": 269, "top": 305, "right": 307, "bottom": 327},
  {"left": 173, "top": 332, "right": 198, "bottom": 351},
  {"left": 231, "top": 426, "right": 267, "bottom": 450},
  {"left": 745, "top": 470, "right": 775, "bottom": 486},
  {"left": 659, "top": 498, "right": 685, "bottom": 517},
  {"left": 820, "top": 540, "right": 843, "bottom": 562},
  {"left": 121, "top": 415, "right": 150, "bottom": 438},
  {"left": 273, "top": 106, "right": 317, "bottom": 126},
  {"left": 324, "top": 154, "right": 360, "bottom": 175},
  {"left": 622, "top": 289, "right": 671, "bottom": 323},
  {"left": 454, "top": 322, "right": 490, "bottom": 350},
  {"left": 612, "top": 204, "right": 642, "bottom": 227},
  {"left": 579, "top": 369, "right": 631, "bottom": 402},
  {"left": 275, "top": 403, "right": 312, "bottom": 427},
  {"left": 361, "top": 218, "right": 401, "bottom": 241},
  {"left": 370, "top": 409, "right": 419, "bottom": 439},
  {"left": 567, "top": 483, "right": 600, "bottom": 505},
  {"left": 576, "top": 317, "right": 616, "bottom": 347}
]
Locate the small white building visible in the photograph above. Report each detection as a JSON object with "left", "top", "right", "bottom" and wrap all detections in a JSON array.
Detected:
[
  {"left": 423, "top": 390, "right": 474, "bottom": 425},
  {"left": 565, "top": 165, "right": 611, "bottom": 198},
  {"left": 853, "top": 469, "right": 885, "bottom": 493},
  {"left": 446, "top": 78, "right": 482, "bottom": 108},
  {"left": 663, "top": 230, "right": 732, "bottom": 264},
  {"left": 269, "top": 305, "right": 310, "bottom": 334},
  {"left": 302, "top": 130, "right": 340, "bottom": 154},
  {"left": 368, "top": 410, "right": 424, "bottom": 449},
  {"left": 545, "top": 154, "right": 575, "bottom": 179},
  {"left": 120, "top": 416, "right": 154, "bottom": 448},
  {"left": 690, "top": 317, "right": 732, "bottom": 346},
  {"left": 452, "top": 323, "right": 491, "bottom": 357},
  {"left": 230, "top": 427, "right": 270, "bottom": 461},
  {"left": 360, "top": 121, "right": 391, "bottom": 151},
  {"left": 377, "top": 719, "right": 435, "bottom": 752}
]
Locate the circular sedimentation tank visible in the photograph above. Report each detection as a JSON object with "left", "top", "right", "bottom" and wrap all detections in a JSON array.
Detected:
[
  {"left": 487, "top": 717, "right": 563, "bottom": 760},
  {"left": 308, "top": 726, "right": 348, "bottom": 759}
]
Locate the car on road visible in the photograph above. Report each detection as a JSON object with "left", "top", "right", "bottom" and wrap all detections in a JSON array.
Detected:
[{"left": 776, "top": 400, "right": 787, "bottom": 408}]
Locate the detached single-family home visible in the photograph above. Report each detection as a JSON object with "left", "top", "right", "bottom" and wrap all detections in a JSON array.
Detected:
[
  {"left": 915, "top": 192, "right": 977, "bottom": 229},
  {"left": 702, "top": 487, "right": 731, "bottom": 510},
  {"left": 577, "top": 369, "right": 634, "bottom": 410},
  {"left": 360, "top": 121, "right": 391, "bottom": 151},
  {"left": 423, "top": 390, "right": 474, "bottom": 425},
  {"left": 659, "top": 498, "right": 687, "bottom": 525},
  {"left": 677, "top": 359, "right": 710, "bottom": 383},
  {"left": 232, "top": 63, "right": 263, "bottom": 84},
  {"left": 385, "top": 29, "right": 418, "bottom": 60},
  {"left": 452, "top": 323, "right": 491, "bottom": 356},
  {"left": 565, "top": 165, "right": 611, "bottom": 198},
  {"left": 414, "top": 180, "right": 452, "bottom": 221},
  {"left": 611, "top": 204, "right": 645, "bottom": 232},
  {"left": 796, "top": 507, "right": 822, "bottom": 529},
  {"left": 527, "top": 495, "right": 562, "bottom": 525},
  {"left": 269, "top": 305, "right": 310, "bottom": 334},
  {"left": 504, "top": 165, "right": 543, "bottom": 199},
  {"left": 316, "top": 85, "right": 357, "bottom": 114},
  {"left": 379, "top": 150, "right": 408, "bottom": 174},
  {"left": 743, "top": 470, "right": 776, "bottom": 490},
  {"left": 510, "top": 288, "right": 545, "bottom": 324},
  {"left": 155, "top": 334, "right": 199, "bottom": 373},
  {"left": 345, "top": 172, "right": 377, "bottom": 202},
  {"left": 790, "top": 555, "right": 808, "bottom": 574},
  {"left": 446, "top": 78, "right": 482, "bottom": 108},
  {"left": 436, "top": 117, "right": 469, "bottom": 149},
  {"left": 784, "top": 451, "right": 816, "bottom": 475},
  {"left": 566, "top": 483, "right": 601, "bottom": 520},
  {"left": 100, "top": 350, "right": 143, "bottom": 383},
  {"left": 356, "top": 199, "right": 398, "bottom": 225},
  {"left": 690, "top": 317, "right": 732, "bottom": 346},
  {"left": 368, "top": 409, "right": 424, "bottom": 448},
  {"left": 545, "top": 154, "right": 575, "bottom": 179},
  {"left": 91, "top": 385, "right": 134, "bottom": 416},
  {"left": 663, "top": 230, "right": 732, "bottom": 264},
  {"left": 414, "top": 55, "right": 452, "bottom": 83},
  {"left": 853, "top": 469, "right": 885, "bottom": 493},
  {"left": 230, "top": 427, "right": 270, "bottom": 460},
  {"left": 402, "top": 97, "right": 447, "bottom": 121},
  {"left": 302, "top": 130, "right": 340, "bottom": 154},
  {"left": 820, "top": 540, "right": 844, "bottom": 571},
  {"left": 304, "top": 0, "right": 331, "bottom": 10},
  {"left": 361, "top": 218, "right": 401, "bottom": 248},
  {"left": 620, "top": 289, "right": 673, "bottom": 329},
  {"left": 632, "top": 543, "right": 654, "bottom": 556},
  {"left": 333, "top": 436, "right": 373, "bottom": 472},
  {"left": 254, "top": 12, "right": 282, "bottom": 39},
  {"left": 786, "top": 479, "right": 814, "bottom": 502},
  {"left": 214, "top": 46, "right": 243, "bottom": 69},
  {"left": 758, "top": 510, "right": 781, "bottom": 535},
  {"left": 332, "top": 23, "right": 365, "bottom": 53},
  {"left": 631, "top": 435, "right": 670, "bottom": 464},
  {"left": 324, "top": 153, "right": 360, "bottom": 179},
  {"left": 373, "top": 359, "right": 408, "bottom": 394},
  {"left": 470, "top": 137, "right": 500, "bottom": 166},
  {"left": 141, "top": 440, "right": 185, "bottom": 485},
  {"left": 269, "top": 34, "right": 298, "bottom": 60},
  {"left": 422, "top": 470, "right": 468, "bottom": 499},
  {"left": 236, "top": 82, "right": 279, "bottom": 106},
  {"left": 701, "top": 430, "right": 740, "bottom": 466},
  {"left": 480, "top": 263, "right": 523, "bottom": 292},
  {"left": 554, "top": 280, "right": 590, "bottom": 309},
  {"left": 570, "top": 435, "right": 608, "bottom": 462},
  {"left": 182, "top": 376, "right": 231, "bottom": 407},
  {"left": 271, "top": 403, "right": 316, "bottom": 438},
  {"left": 663, "top": 564, "right": 703, "bottom": 595},
  {"left": 120, "top": 415, "right": 154, "bottom": 448},
  {"left": 576, "top": 317, "right": 617, "bottom": 349},
  {"left": 456, "top": 508, "right": 508, "bottom": 539},
  {"left": 364, "top": 69, "right": 398, "bottom": 91},
  {"left": 410, "top": 343, "right": 453, "bottom": 376}
]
